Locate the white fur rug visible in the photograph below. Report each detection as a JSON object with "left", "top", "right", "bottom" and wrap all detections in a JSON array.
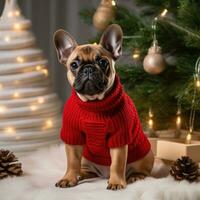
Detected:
[{"left": 0, "top": 144, "right": 200, "bottom": 200}]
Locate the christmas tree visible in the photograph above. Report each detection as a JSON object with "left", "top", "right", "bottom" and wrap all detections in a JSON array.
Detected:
[
  {"left": 0, "top": 0, "right": 62, "bottom": 155},
  {"left": 79, "top": 0, "right": 200, "bottom": 131}
]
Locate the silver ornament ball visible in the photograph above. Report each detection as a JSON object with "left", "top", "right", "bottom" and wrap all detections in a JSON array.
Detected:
[{"left": 143, "top": 43, "right": 165, "bottom": 75}]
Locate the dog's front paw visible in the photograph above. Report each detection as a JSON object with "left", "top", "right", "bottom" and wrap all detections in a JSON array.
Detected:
[
  {"left": 55, "top": 173, "right": 79, "bottom": 188},
  {"left": 126, "top": 172, "right": 147, "bottom": 184},
  {"left": 55, "top": 178, "right": 78, "bottom": 188},
  {"left": 107, "top": 177, "right": 126, "bottom": 190}
]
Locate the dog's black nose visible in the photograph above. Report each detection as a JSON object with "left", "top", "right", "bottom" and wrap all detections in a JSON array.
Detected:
[{"left": 83, "top": 65, "right": 95, "bottom": 76}]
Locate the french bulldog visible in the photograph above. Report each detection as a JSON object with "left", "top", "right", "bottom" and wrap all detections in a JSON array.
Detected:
[{"left": 53, "top": 24, "right": 154, "bottom": 190}]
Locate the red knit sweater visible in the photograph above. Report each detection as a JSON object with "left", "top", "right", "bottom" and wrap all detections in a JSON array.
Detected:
[{"left": 60, "top": 75, "right": 151, "bottom": 166}]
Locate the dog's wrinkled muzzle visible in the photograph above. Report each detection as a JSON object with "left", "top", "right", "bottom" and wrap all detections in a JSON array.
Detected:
[{"left": 73, "top": 65, "right": 107, "bottom": 96}]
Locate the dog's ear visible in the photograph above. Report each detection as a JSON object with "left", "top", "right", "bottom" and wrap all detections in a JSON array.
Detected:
[
  {"left": 100, "top": 24, "right": 123, "bottom": 60},
  {"left": 53, "top": 29, "right": 78, "bottom": 64}
]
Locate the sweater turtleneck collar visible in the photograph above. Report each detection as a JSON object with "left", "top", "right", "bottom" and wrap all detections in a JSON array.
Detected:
[{"left": 72, "top": 75, "right": 125, "bottom": 113}]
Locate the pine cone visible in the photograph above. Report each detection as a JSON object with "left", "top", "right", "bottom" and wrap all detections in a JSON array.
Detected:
[
  {"left": 170, "top": 156, "right": 199, "bottom": 182},
  {"left": 0, "top": 149, "right": 23, "bottom": 179}
]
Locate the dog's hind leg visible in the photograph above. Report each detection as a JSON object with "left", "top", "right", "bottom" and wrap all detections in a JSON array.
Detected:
[
  {"left": 126, "top": 150, "right": 154, "bottom": 184},
  {"left": 79, "top": 170, "right": 98, "bottom": 181},
  {"left": 79, "top": 157, "right": 100, "bottom": 181}
]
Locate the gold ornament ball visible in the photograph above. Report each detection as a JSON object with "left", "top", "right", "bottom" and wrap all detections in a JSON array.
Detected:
[
  {"left": 93, "top": 0, "right": 115, "bottom": 31},
  {"left": 143, "top": 44, "right": 166, "bottom": 74}
]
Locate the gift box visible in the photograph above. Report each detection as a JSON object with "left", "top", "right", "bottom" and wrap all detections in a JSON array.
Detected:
[{"left": 157, "top": 140, "right": 200, "bottom": 162}]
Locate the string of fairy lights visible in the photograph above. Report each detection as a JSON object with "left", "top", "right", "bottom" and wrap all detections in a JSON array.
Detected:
[
  {"left": 111, "top": 0, "right": 116, "bottom": 6},
  {"left": 121, "top": 8, "right": 171, "bottom": 135},
  {"left": 145, "top": 9, "right": 200, "bottom": 142},
  {"left": 0, "top": 7, "right": 55, "bottom": 138}
]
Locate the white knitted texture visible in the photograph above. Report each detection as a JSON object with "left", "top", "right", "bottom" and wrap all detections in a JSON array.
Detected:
[{"left": 0, "top": 0, "right": 62, "bottom": 155}]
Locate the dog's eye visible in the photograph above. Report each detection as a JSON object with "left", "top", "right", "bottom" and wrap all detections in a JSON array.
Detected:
[
  {"left": 95, "top": 56, "right": 101, "bottom": 62},
  {"left": 98, "top": 58, "right": 109, "bottom": 71},
  {"left": 70, "top": 62, "right": 79, "bottom": 70}
]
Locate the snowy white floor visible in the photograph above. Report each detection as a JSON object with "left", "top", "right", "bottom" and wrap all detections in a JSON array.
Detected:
[{"left": 0, "top": 144, "right": 200, "bottom": 200}]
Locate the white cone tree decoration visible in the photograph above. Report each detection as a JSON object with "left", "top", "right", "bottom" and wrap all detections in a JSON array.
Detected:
[{"left": 0, "top": 0, "right": 62, "bottom": 155}]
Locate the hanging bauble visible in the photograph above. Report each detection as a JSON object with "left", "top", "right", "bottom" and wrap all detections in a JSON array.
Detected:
[
  {"left": 93, "top": 0, "right": 115, "bottom": 31},
  {"left": 143, "top": 40, "right": 166, "bottom": 75}
]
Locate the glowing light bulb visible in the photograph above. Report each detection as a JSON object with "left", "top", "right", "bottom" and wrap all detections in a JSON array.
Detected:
[
  {"left": 160, "top": 9, "right": 168, "bottom": 17},
  {"left": 148, "top": 119, "right": 153, "bottom": 128},
  {"left": 37, "top": 97, "right": 44, "bottom": 104},
  {"left": 42, "top": 69, "right": 48, "bottom": 76},
  {"left": 14, "top": 23, "right": 21, "bottom": 30},
  {"left": 132, "top": 53, "right": 140, "bottom": 59},
  {"left": 30, "top": 105, "right": 37, "bottom": 111},
  {"left": 4, "top": 36, "right": 11, "bottom": 42},
  {"left": 196, "top": 80, "right": 200, "bottom": 87},
  {"left": 132, "top": 49, "right": 140, "bottom": 60},
  {"left": 46, "top": 119, "right": 53, "bottom": 128},
  {"left": 7, "top": 11, "right": 14, "bottom": 18},
  {"left": 93, "top": 42, "right": 97, "bottom": 45},
  {"left": 36, "top": 65, "right": 42, "bottom": 71},
  {"left": 112, "top": 0, "right": 116, "bottom": 6},
  {"left": 176, "top": 116, "right": 181, "bottom": 125},
  {"left": 186, "top": 133, "right": 192, "bottom": 144},
  {"left": 149, "top": 109, "right": 153, "bottom": 118},
  {"left": 13, "top": 92, "right": 20, "bottom": 98},
  {"left": 5, "top": 127, "right": 15, "bottom": 135},
  {"left": 15, "top": 10, "right": 20, "bottom": 16},
  {"left": 16, "top": 56, "right": 24, "bottom": 63},
  {"left": 0, "top": 106, "right": 6, "bottom": 113},
  {"left": 149, "top": 119, "right": 153, "bottom": 126},
  {"left": 148, "top": 107, "right": 154, "bottom": 129}
]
